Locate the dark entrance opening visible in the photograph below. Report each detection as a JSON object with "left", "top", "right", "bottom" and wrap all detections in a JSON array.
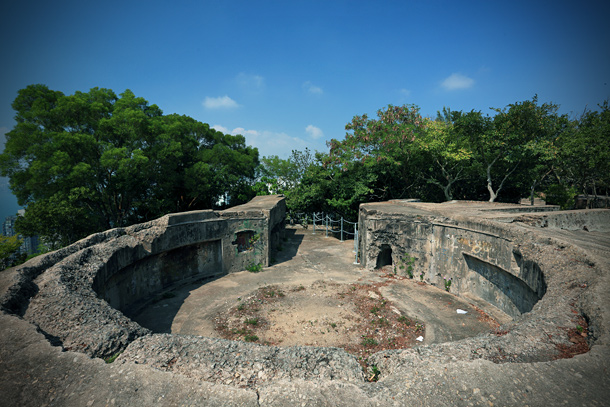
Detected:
[{"left": 376, "top": 244, "right": 393, "bottom": 268}]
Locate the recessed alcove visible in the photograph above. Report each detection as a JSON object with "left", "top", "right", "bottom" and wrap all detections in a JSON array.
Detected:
[{"left": 376, "top": 244, "right": 393, "bottom": 269}]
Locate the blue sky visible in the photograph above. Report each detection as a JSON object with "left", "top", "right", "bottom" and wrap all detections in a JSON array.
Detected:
[{"left": 1, "top": 0, "right": 609, "bottom": 222}]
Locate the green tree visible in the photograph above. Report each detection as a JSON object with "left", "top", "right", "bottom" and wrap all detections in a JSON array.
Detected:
[
  {"left": 255, "top": 148, "right": 315, "bottom": 195},
  {"left": 0, "top": 235, "right": 23, "bottom": 270},
  {"left": 555, "top": 101, "right": 610, "bottom": 206},
  {"left": 451, "top": 97, "right": 562, "bottom": 202},
  {"left": 493, "top": 96, "right": 568, "bottom": 204},
  {"left": 418, "top": 108, "right": 473, "bottom": 201},
  {"left": 0, "top": 85, "right": 259, "bottom": 247},
  {"left": 327, "top": 104, "right": 427, "bottom": 201}
]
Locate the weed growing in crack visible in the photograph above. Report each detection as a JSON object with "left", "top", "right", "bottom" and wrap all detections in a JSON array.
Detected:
[
  {"left": 398, "top": 254, "right": 416, "bottom": 278},
  {"left": 246, "top": 263, "right": 263, "bottom": 273},
  {"left": 368, "top": 365, "right": 381, "bottom": 382},
  {"left": 104, "top": 351, "right": 122, "bottom": 364},
  {"left": 444, "top": 277, "right": 452, "bottom": 292}
]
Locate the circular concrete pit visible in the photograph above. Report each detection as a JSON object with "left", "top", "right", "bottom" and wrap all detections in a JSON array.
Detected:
[{"left": 1, "top": 198, "right": 609, "bottom": 406}]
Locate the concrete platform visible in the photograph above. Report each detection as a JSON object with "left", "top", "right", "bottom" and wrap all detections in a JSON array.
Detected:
[{"left": 1, "top": 202, "right": 609, "bottom": 406}]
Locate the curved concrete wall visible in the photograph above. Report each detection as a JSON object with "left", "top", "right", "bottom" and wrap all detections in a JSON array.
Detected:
[
  {"left": 0, "top": 195, "right": 286, "bottom": 358},
  {"left": 2, "top": 198, "right": 610, "bottom": 406},
  {"left": 92, "top": 197, "right": 286, "bottom": 315},
  {"left": 359, "top": 202, "right": 551, "bottom": 318}
]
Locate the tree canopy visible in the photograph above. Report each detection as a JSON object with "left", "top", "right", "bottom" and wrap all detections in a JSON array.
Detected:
[
  {"left": 0, "top": 84, "right": 259, "bottom": 247},
  {"left": 260, "top": 97, "right": 609, "bottom": 219},
  {"left": 3, "top": 86, "right": 608, "bottom": 246}
]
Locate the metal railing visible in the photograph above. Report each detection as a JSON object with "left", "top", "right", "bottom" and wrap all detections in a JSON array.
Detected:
[{"left": 287, "top": 212, "right": 360, "bottom": 264}]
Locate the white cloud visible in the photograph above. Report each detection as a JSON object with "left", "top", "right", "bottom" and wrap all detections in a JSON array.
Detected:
[
  {"left": 305, "top": 125, "right": 324, "bottom": 139},
  {"left": 236, "top": 73, "right": 265, "bottom": 91},
  {"left": 441, "top": 73, "right": 475, "bottom": 91},
  {"left": 212, "top": 124, "right": 310, "bottom": 158},
  {"left": 212, "top": 124, "right": 230, "bottom": 134},
  {"left": 231, "top": 127, "right": 260, "bottom": 137},
  {"left": 303, "top": 81, "right": 323, "bottom": 95},
  {"left": 203, "top": 95, "right": 239, "bottom": 109}
]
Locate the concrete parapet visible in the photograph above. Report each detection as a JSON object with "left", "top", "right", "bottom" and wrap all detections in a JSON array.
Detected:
[
  {"left": 1, "top": 197, "right": 610, "bottom": 406},
  {"left": 0, "top": 195, "right": 286, "bottom": 359}
]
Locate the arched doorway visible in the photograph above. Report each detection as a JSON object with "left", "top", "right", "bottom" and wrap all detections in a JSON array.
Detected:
[{"left": 376, "top": 244, "right": 393, "bottom": 269}]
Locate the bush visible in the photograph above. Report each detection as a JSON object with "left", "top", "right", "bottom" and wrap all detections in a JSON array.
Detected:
[{"left": 544, "top": 183, "right": 577, "bottom": 209}]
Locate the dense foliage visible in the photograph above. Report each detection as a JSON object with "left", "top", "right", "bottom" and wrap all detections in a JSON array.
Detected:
[
  {"left": 0, "top": 235, "right": 23, "bottom": 269},
  {"left": 2, "top": 85, "right": 608, "bottom": 247},
  {"left": 262, "top": 98, "right": 609, "bottom": 220},
  {"left": 0, "top": 85, "right": 258, "bottom": 247}
]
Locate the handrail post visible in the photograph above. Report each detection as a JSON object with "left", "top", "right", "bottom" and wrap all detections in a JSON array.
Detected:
[
  {"left": 340, "top": 217, "right": 344, "bottom": 242},
  {"left": 354, "top": 229, "right": 360, "bottom": 264},
  {"left": 313, "top": 212, "right": 316, "bottom": 234},
  {"left": 325, "top": 215, "right": 328, "bottom": 238},
  {"left": 353, "top": 223, "right": 357, "bottom": 253}
]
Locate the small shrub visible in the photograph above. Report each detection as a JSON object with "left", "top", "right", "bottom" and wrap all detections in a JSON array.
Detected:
[
  {"left": 397, "top": 315, "right": 411, "bottom": 325},
  {"left": 246, "top": 263, "right": 263, "bottom": 273},
  {"left": 245, "top": 318, "right": 259, "bottom": 325},
  {"left": 361, "top": 337, "right": 378, "bottom": 347},
  {"left": 244, "top": 334, "right": 259, "bottom": 342}
]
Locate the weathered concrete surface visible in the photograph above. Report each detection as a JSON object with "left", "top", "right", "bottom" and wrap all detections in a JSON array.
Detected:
[
  {"left": 0, "top": 195, "right": 286, "bottom": 359},
  {"left": 1, "top": 199, "right": 610, "bottom": 406},
  {"left": 129, "top": 227, "right": 497, "bottom": 346}
]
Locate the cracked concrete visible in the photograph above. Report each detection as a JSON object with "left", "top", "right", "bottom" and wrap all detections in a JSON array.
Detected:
[{"left": 1, "top": 200, "right": 609, "bottom": 406}]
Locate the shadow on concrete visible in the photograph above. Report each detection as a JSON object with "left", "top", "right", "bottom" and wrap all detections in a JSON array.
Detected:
[
  {"left": 271, "top": 227, "right": 304, "bottom": 265},
  {"left": 127, "top": 276, "right": 222, "bottom": 333}
]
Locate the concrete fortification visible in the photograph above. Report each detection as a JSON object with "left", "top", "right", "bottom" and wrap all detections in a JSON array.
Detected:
[{"left": 1, "top": 196, "right": 609, "bottom": 406}]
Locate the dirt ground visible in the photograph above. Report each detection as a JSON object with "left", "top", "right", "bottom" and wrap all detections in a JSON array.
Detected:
[{"left": 131, "top": 226, "right": 510, "bottom": 358}]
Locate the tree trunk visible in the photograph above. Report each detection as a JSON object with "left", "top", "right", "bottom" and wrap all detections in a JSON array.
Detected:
[
  {"left": 444, "top": 184, "right": 453, "bottom": 201},
  {"left": 487, "top": 162, "right": 497, "bottom": 202}
]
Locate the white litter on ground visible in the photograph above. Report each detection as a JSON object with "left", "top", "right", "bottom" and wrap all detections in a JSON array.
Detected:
[
  {"left": 416, "top": 336, "right": 424, "bottom": 341},
  {"left": 456, "top": 309, "right": 468, "bottom": 314}
]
